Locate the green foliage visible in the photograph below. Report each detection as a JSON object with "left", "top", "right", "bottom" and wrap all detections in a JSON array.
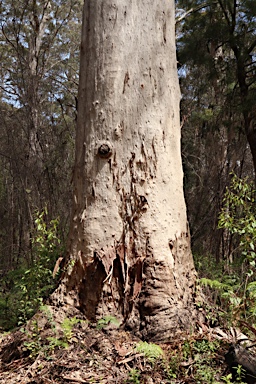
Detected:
[
  {"left": 219, "top": 175, "right": 256, "bottom": 321},
  {"left": 200, "top": 277, "right": 231, "bottom": 292},
  {"left": 126, "top": 368, "right": 141, "bottom": 384},
  {"left": 0, "top": 0, "right": 81, "bottom": 332},
  {"left": 184, "top": 338, "right": 221, "bottom": 383},
  {"left": 233, "top": 365, "right": 247, "bottom": 384},
  {"left": 219, "top": 174, "right": 256, "bottom": 271},
  {"left": 21, "top": 311, "right": 82, "bottom": 359},
  {"left": 199, "top": 277, "right": 242, "bottom": 322},
  {"left": 198, "top": 278, "right": 243, "bottom": 324},
  {"left": 166, "top": 356, "right": 178, "bottom": 380},
  {"left": 0, "top": 209, "right": 62, "bottom": 330},
  {"left": 160, "top": 336, "right": 222, "bottom": 383},
  {"left": 136, "top": 341, "right": 164, "bottom": 363},
  {"left": 222, "top": 366, "right": 247, "bottom": 384},
  {"left": 96, "top": 315, "right": 120, "bottom": 330},
  {"left": 40, "top": 305, "right": 56, "bottom": 330},
  {"left": 221, "top": 373, "right": 233, "bottom": 384},
  {"left": 196, "top": 174, "right": 256, "bottom": 327},
  {"left": 61, "top": 317, "right": 80, "bottom": 341},
  {"left": 16, "top": 209, "right": 62, "bottom": 324},
  {"left": 177, "top": 0, "right": 256, "bottom": 261},
  {"left": 22, "top": 319, "right": 44, "bottom": 359},
  {"left": 46, "top": 316, "right": 82, "bottom": 354},
  {"left": 182, "top": 338, "right": 220, "bottom": 358},
  {"left": 46, "top": 337, "right": 69, "bottom": 352},
  {"left": 165, "top": 340, "right": 220, "bottom": 382}
]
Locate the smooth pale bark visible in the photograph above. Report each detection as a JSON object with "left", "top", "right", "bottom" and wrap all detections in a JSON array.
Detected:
[{"left": 52, "top": 0, "right": 197, "bottom": 341}]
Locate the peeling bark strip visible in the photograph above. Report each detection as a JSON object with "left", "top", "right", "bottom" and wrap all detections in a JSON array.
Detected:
[{"left": 51, "top": 0, "right": 197, "bottom": 341}]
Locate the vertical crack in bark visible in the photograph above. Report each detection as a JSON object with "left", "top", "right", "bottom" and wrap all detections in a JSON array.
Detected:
[
  {"left": 93, "top": 150, "right": 150, "bottom": 322},
  {"left": 122, "top": 71, "right": 130, "bottom": 94},
  {"left": 79, "top": 254, "right": 106, "bottom": 320}
]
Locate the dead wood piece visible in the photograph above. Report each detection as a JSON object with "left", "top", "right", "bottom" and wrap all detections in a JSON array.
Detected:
[
  {"left": 225, "top": 344, "right": 256, "bottom": 383},
  {"left": 117, "top": 353, "right": 144, "bottom": 365},
  {"left": 61, "top": 375, "right": 87, "bottom": 383}
]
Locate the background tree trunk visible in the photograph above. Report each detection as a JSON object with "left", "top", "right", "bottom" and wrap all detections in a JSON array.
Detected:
[{"left": 52, "top": 0, "right": 197, "bottom": 341}]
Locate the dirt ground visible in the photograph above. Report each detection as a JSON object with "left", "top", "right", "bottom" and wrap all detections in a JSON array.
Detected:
[{"left": 0, "top": 306, "right": 234, "bottom": 383}]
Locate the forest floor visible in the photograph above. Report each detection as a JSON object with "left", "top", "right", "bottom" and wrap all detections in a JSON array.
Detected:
[{"left": 0, "top": 305, "right": 239, "bottom": 383}]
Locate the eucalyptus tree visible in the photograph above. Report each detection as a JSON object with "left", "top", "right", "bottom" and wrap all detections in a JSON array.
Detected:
[
  {"left": 0, "top": 0, "right": 82, "bottom": 269},
  {"left": 176, "top": 0, "right": 256, "bottom": 259},
  {"left": 52, "top": 0, "right": 198, "bottom": 341}
]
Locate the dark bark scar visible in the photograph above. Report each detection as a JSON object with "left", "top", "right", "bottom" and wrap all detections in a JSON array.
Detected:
[{"left": 123, "top": 71, "right": 130, "bottom": 94}]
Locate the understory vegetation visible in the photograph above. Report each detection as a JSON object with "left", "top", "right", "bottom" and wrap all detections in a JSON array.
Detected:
[
  {"left": 1, "top": 307, "right": 231, "bottom": 383},
  {"left": 1, "top": 174, "right": 255, "bottom": 334},
  {"left": 197, "top": 174, "right": 256, "bottom": 330},
  {"left": 1, "top": 174, "right": 256, "bottom": 383},
  {"left": 1, "top": 0, "right": 256, "bottom": 382},
  {"left": 0, "top": 209, "right": 63, "bottom": 330},
  {"left": 0, "top": 303, "right": 248, "bottom": 383}
]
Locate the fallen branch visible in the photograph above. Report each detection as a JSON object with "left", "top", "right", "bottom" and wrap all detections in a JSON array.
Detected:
[{"left": 225, "top": 344, "right": 256, "bottom": 384}]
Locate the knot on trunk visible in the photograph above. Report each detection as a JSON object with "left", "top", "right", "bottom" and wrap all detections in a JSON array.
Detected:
[{"left": 98, "top": 143, "right": 112, "bottom": 158}]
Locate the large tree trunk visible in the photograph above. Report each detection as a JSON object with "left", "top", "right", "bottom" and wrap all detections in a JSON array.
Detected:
[
  {"left": 52, "top": 0, "right": 197, "bottom": 341},
  {"left": 232, "top": 43, "right": 256, "bottom": 180}
]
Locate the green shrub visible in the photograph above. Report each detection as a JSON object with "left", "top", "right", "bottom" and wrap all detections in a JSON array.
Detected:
[
  {"left": 21, "top": 310, "right": 80, "bottom": 359},
  {"left": 198, "top": 174, "right": 256, "bottom": 327},
  {"left": 96, "top": 315, "right": 120, "bottom": 330},
  {"left": 218, "top": 173, "right": 256, "bottom": 272},
  {"left": 136, "top": 341, "right": 164, "bottom": 363},
  {"left": 126, "top": 368, "right": 141, "bottom": 384},
  {"left": 0, "top": 208, "right": 63, "bottom": 330},
  {"left": 61, "top": 317, "right": 80, "bottom": 341}
]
